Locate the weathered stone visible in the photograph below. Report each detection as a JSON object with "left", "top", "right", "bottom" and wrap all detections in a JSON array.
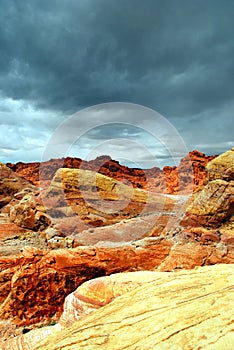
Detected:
[
  {"left": 41, "top": 168, "right": 175, "bottom": 235},
  {"left": 0, "top": 239, "right": 172, "bottom": 326},
  {"left": 0, "top": 234, "right": 233, "bottom": 330},
  {"left": 60, "top": 271, "right": 159, "bottom": 328},
  {"left": 158, "top": 241, "right": 234, "bottom": 271},
  {"left": 7, "top": 264, "right": 231, "bottom": 350},
  {"left": 7, "top": 151, "right": 216, "bottom": 195},
  {"left": 206, "top": 147, "right": 234, "bottom": 182},
  {"left": 183, "top": 180, "right": 234, "bottom": 226},
  {"left": 0, "top": 163, "right": 35, "bottom": 209},
  {"left": 9, "top": 194, "right": 51, "bottom": 230}
]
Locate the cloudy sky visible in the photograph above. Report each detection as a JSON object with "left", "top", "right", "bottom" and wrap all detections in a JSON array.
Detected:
[{"left": 0, "top": 0, "right": 233, "bottom": 168}]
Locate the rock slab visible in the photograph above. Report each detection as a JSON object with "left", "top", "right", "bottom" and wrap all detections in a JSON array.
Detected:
[{"left": 6, "top": 264, "right": 231, "bottom": 350}]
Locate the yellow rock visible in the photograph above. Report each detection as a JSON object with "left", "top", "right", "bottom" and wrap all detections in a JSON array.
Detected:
[
  {"left": 206, "top": 147, "right": 234, "bottom": 181},
  {"left": 33, "top": 264, "right": 234, "bottom": 350}
]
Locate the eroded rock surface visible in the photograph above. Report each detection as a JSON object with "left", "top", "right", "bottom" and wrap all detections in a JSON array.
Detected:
[
  {"left": 7, "top": 150, "right": 216, "bottom": 194},
  {"left": 182, "top": 148, "right": 234, "bottom": 245},
  {"left": 0, "top": 163, "right": 35, "bottom": 209},
  {"left": 0, "top": 235, "right": 233, "bottom": 330},
  {"left": 38, "top": 168, "right": 176, "bottom": 239},
  {"left": 206, "top": 147, "right": 234, "bottom": 182},
  {"left": 3, "top": 264, "right": 233, "bottom": 350}
]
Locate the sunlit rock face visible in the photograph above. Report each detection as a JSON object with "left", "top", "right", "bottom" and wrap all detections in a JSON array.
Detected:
[
  {"left": 3, "top": 264, "right": 233, "bottom": 350},
  {"left": 182, "top": 147, "right": 234, "bottom": 244}
]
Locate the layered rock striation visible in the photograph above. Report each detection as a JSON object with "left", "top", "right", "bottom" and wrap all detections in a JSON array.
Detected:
[
  {"left": 0, "top": 236, "right": 233, "bottom": 329},
  {"left": 2, "top": 264, "right": 233, "bottom": 350},
  {"left": 7, "top": 150, "right": 216, "bottom": 194},
  {"left": 182, "top": 148, "right": 234, "bottom": 244},
  {"left": 0, "top": 147, "right": 233, "bottom": 346}
]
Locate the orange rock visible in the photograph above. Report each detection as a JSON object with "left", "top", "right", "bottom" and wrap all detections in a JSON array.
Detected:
[
  {"left": 4, "top": 264, "right": 233, "bottom": 350},
  {"left": 0, "top": 163, "right": 35, "bottom": 208},
  {"left": 6, "top": 150, "right": 217, "bottom": 194},
  {"left": 0, "top": 239, "right": 172, "bottom": 326}
]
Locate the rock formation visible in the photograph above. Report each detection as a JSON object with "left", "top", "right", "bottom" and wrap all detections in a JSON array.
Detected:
[
  {"left": 0, "top": 163, "right": 35, "bottom": 209},
  {"left": 182, "top": 148, "right": 234, "bottom": 244},
  {"left": 0, "top": 235, "right": 233, "bottom": 330},
  {"left": 2, "top": 264, "right": 233, "bottom": 349},
  {"left": 7, "top": 150, "right": 216, "bottom": 194},
  {"left": 41, "top": 167, "right": 175, "bottom": 233},
  {"left": 206, "top": 147, "right": 234, "bottom": 182},
  {"left": 0, "top": 148, "right": 233, "bottom": 348},
  {"left": 7, "top": 167, "right": 176, "bottom": 247}
]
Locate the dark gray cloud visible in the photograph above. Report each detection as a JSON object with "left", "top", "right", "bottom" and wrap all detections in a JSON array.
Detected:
[{"left": 0, "top": 0, "right": 233, "bottom": 166}]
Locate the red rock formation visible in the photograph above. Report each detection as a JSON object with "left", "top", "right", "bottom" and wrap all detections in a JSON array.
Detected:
[
  {"left": 6, "top": 150, "right": 217, "bottom": 194},
  {"left": 0, "top": 240, "right": 172, "bottom": 326},
  {"left": 2, "top": 265, "right": 234, "bottom": 350},
  {"left": 0, "top": 163, "right": 35, "bottom": 208},
  {"left": 0, "top": 234, "right": 233, "bottom": 329}
]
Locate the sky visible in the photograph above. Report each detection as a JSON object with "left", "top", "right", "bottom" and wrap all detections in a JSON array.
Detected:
[{"left": 0, "top": 0, "right": 233, "bottom": 169}]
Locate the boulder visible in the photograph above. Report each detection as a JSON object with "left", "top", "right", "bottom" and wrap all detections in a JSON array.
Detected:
[
  {"left": 0, "top": 163, "right": 35, "bottom": 209},
  {"left": 182, "top": 148, "right": 234, "bottom": 235},
  {"left": 183, "top": 179, "right": 234, "bottom": 226},
  {"left": 9, "top": 194, "right": 51, "bottom": 231},
  {"left": 206, "top": 147, "right": 234, "bottom": 182},
  {"left": 40, "top": 168, "right": 175, "bottom": 235}
]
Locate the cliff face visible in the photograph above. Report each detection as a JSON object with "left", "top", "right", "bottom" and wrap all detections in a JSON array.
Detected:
[{"left": 7, "top": 150, "right": 216, "bottom": 194}]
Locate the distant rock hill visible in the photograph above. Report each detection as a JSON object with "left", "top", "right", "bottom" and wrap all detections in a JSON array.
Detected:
[{"left": 7, "top": 150, "right": 216, "bottom": 194}]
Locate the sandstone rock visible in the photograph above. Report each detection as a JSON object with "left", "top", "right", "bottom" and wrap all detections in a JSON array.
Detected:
[
  {"left": 0, "top": 163, "right": 35, "bottom": 209},
  {"left": 1, "top": 323, "right": 61, "bottom": 350},
  {"left": 158, "top": 241, "right": 234, "bottom": 271},
  {"left": 59, "top": 271, "right": 159, "bottom": 328},
  {"left": 9, "top": 194, "right": 51, "bottom": 231},
  {"left": 183, "top": 179, "right": 234, "bottom": 226},
  {"left": 182, "top": 147, "right": 234, "bottom": 235},
  {"left": 16, "top": 264, "right": 233, "bottom": 350},
  {"left": 7, "top": 150, "right": 216, "bottom": 195},
  {"left": 47, "top": 236, "right": 74, "bottom": 249},
  {"left": 206, "top": 147, "right": 234, "bottom": 182},
  {"left": 0, "top": 212, "right": 48, "bottom": 257},
  {"left": 0, "top": 234, "right": 233, "bottom": 329},
  {"left": 0, "top": 239, "right": 172, "bottom": 327},
  {"left": 41, "top": 168, "right": 175, "bottom": 235},
  {"left": 72, "top": 214, "right": 160, "bottom": 246}
]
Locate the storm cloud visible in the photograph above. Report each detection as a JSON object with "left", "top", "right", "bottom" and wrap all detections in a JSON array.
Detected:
[{"left": 0, "top": 0, "right": 233, "bottom": 166}]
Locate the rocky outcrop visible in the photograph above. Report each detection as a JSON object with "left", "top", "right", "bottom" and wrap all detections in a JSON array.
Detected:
[
  {"left": 0, "top": 240, "right": 172, "bottom": 327},
  {"left": 39, "top": 168, "right": 175, "bottom": 239},
  {"left": 59, "top": 271, "right": 160, "bottom": 328},
  {"left": 9, "top": 194, "right": 51, "bottom": 231},
  {"left": 206, "top": 147, "right": 234, "bottom": 182},
  {"left": 7, "top": 150, "right": 216, "bottom": 194},
  {"left": 183, "top": 148, "right": 234, "bottom": 237},
  {"left": 0, "top": 163, "right": 35, "bottom": 209},
  {"left": 0, "top": 236, "right": 233, "bottom": 330},
  {"left": 3, "top": 264, "right": 233, "bottom": 350},
  {"left": 183, "top": 179, "right": 234, "bottom": 227}
]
